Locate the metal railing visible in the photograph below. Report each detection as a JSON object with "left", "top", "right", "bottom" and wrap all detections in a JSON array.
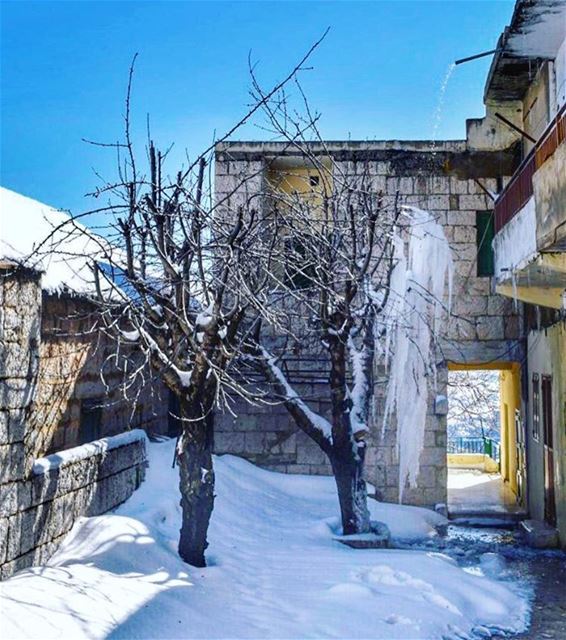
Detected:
[
  {"left": 494, "top": 103, "right": 566, "bottom": 233},
  {"left": 447, "top": 436, "right": 500, "bottom": 463}
]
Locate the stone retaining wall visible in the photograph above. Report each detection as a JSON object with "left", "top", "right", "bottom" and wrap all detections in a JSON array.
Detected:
[{"left": 0, "top": 431, "right": 147, "bottom": 579}]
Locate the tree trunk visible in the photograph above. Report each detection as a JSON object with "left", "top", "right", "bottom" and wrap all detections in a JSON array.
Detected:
[
  {"left": 330, "top": 449, "right": 371, "bottom": 535},
  {"left": 327, "top": 332, "right": 371, "bottom": 535},
  {"left": 177, "top": 395, "right": 215, "bottom": 567}
]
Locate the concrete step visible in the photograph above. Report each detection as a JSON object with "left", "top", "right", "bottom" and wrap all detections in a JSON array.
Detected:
[
  {"left": 335, "top": 521, "right": 391, "bottom": 549},
  {"left": 447, "top": 508, "right": 527, "bottom": 527},
  {"left": 520, "top": 519, "right": 559, "bottom": 548}
]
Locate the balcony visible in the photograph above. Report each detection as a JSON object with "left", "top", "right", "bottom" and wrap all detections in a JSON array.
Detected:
[
  {"left": 495, "top": 104, "right": 566, "bottom": 234},
  {"left": 492, "top": 105, "right": 566, "bottom": 309}
]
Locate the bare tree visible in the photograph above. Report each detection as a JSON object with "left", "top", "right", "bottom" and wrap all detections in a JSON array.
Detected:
[
  {"left": 28, "top": 41, "right": 450, "bottom": 557},
  {"left": 447, "top": 370, "right": 500, "bottom": 441},
  {"left": 241, "top": 88, "right": 453, "bottom": 536},
  {"left": 29, "top": 42, "right": 330, "bottom": 567}
]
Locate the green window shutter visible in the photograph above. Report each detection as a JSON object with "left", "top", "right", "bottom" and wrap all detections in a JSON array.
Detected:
[{"left": 476, "top": 211, "right": 495, "bottom": 277}]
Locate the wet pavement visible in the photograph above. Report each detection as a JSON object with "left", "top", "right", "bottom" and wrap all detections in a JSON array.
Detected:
[
  {"left": 398, "top": 524, "right": 566, "bottom": 639},
  {"left": 495, "top": 554, "right": 566, "bottom": 640}
]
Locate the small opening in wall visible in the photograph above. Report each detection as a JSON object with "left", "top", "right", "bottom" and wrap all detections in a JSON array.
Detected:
[{"left": 78, "top": 398, "right": 103, "bottom": 445}]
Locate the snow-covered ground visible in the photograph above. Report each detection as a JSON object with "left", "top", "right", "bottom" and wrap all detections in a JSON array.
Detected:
[{"left": 1, "top": 439, "right": 530, "bottom": 639}]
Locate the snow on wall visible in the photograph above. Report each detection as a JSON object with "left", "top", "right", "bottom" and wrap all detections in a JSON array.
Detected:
[
  {"left": 32, "top": 429, "right": 148, "bottom": 474},
  {"left": 493, "top": 196, "right": 538, "bottom": 283},
  {"left": 0, "top": 429, "right": 147, "bottom": 580},
  {"left": 0, "top": 187, "right": 109, "bottom": 293}
]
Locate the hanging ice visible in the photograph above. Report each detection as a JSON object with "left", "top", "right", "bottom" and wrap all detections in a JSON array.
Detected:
[{"left": 382, "top": 207, "right": 453, "bottom": 501}]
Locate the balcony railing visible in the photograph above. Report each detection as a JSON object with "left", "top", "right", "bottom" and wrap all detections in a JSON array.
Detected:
[
  {"left": 494, "top": 103, "right": 566, "bottom": 233},
  {"left": 447, "top": 436, "right": 501, "bottom": 463}
]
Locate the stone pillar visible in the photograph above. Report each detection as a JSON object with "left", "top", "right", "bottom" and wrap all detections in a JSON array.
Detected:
[{"left": 0, "top": 263, "right": 42, "bottom": 484}]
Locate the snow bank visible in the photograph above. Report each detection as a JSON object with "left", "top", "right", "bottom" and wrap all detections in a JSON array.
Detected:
[
  {"left": 32, "top": 429, "right": 148, "bottom": 475},
  {"left": 0, "top": 187, "right": 111, "bottom": 293},
  {"left": 1, "top": 440, "right": 530, "bottom": 640}
]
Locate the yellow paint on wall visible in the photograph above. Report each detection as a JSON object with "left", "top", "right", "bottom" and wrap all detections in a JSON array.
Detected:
[
  {"left": 500, "top": 363, "right": 521, "bottom": 496},
  {"left": 447, "top": 453, "right": 499, "bottom": 472},
  {"left": 267, "top": 164, "right": 332, "bottom": 214},
  {"left": 496, "top": 283, "right": 565, "bottom": 310}
]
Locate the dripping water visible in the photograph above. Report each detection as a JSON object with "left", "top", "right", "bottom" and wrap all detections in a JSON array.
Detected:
[{"left": 431, "top": 63, "right": 456, "bottom": 153}]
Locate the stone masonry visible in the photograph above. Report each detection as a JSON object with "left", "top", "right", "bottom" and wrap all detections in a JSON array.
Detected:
[
  {"left": 214, "top": 140, "right": 525, "bottom": 507},
  {"left": 32, "top": 292, "right": 168, "bottom": 457},
  {"left": 0, "top": 264, "right": 148, "bottom": 579}
]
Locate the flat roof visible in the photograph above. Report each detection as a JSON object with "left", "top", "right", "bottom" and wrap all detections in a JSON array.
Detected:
[{"left": 215, "top": 140, "right": 467, "bottom": 156}]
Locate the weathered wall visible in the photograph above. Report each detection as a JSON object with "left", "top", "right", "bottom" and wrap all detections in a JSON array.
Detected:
[
  {"left": 0, "top": 431, "right": 147, "bottom": 579},
  {"left": 0, "top": 264, "right": 42, "bottom": 481},
  {"left": 522, "top": 63, "right": 551, "bottom": 157},
  {"left": 533, "top": 138, "right": 566, "bottom": 251},
  {"left": 0, "top": 265, "right": 150, "bottom": 578},
  {"left": 29, "top": 292, "right": 168, "bottom": 458},
  {"left": 526, "top": 322, "right": 566, "bottom": 547},
  {"left": 214, "top": 141, "right": 525, "bottom": 507}
]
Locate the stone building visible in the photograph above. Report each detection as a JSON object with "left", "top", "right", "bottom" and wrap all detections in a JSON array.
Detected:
[
  {"left": 213, "top": 0, "right": 566, "bottom": 549},
  {"left": 214, "top": 138, "right": 524, "bottom": 508},
  {"left": 0, "top": 188, "right": 166, "bottom": 577},
  {"left": 482, "top": 0, "right": 566, "bottom": 546}
]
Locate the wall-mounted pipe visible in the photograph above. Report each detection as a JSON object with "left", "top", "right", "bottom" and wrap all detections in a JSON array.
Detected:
[{"left": 454, "top": 49, "right": 500, "bottom": 65}]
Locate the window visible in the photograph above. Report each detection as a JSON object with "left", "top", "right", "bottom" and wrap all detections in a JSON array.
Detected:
[
  {"left": 476, "top": 211, "right": 495, "bottom": 277},
  {"left": 78, "top": 398, "right": 102, "bottom": 444},
  {"left": 532, "top": 373, "right": 540, "bottom": 442},
  {"left": 283, "top": 237, "right": 315, "bottom": 290},
  {"left": 541, "top": 375, "right": 553, "bottom": 448}
]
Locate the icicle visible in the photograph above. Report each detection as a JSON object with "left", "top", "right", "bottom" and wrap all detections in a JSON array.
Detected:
[{"left": 381, "top": 207, "right": 453, "bottom": 501}]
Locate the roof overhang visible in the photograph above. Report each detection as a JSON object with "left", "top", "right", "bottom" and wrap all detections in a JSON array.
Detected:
[{"left": 484, "top": 0, "right": 566, "bottom": 103}]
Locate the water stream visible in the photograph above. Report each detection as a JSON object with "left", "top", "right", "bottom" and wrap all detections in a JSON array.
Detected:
[{"left": 431, "top": 62, "right": 456, "bottom": 151}]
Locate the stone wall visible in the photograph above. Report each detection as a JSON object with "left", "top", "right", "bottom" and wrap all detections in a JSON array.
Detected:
[
  {"left": 32, "top": 292, "right": 168, "bottom": 457},
  {"left": 0, "top": 431, "right": 147, "bottom": 579},
  {"left": 214, "top": 141, "right": 526, "bottom": 507},
  {"left": 0, "top": 264, "right": 149, "bottom": 578},
  {"left": 0, "top": 263, "right": 42, "bottom": 480}
]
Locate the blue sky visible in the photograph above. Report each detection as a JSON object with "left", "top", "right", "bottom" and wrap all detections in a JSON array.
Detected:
[{"left": 2, "top": 0, "right": 514, "bottom": 217}]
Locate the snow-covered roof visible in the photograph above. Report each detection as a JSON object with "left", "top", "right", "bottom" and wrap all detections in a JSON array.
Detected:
[
  {"left": 484, "top": 0, "right": 566, "bottom": 102},
  {"left": 0, "top": 186, "right": 106, "bottom": 294}
]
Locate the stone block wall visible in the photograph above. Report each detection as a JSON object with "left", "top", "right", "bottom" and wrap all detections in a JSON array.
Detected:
[
  {"left": 214, "top": 141, "right": 526, "bottom": 507},
  {"left": 216, "top": 380, "right": 333, "bottom": 475},
  {"left": 0, "top": 264, "right": 42, "bottom": 479},
  {"left": 30, "top": 292, "right": 168, "bottom": 457},
  {"left": 0, "top": 264, "right": 150, "bottom": 579},
  {"left": 0, "top": 431, "right": 147, "bottom": 579}
]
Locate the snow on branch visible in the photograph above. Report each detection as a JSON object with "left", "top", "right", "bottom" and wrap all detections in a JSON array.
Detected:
[
  {"left": 259, "top": 347, "right": 333, "bottom": 448},
  {"left": 347, "top": 337, "right": 371, "bottom": 441}
]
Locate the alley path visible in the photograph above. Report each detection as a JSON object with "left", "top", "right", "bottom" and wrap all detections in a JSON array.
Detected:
[
  {"left": 400, "top": 523, "right": 566, "bottom": 639},
  {"left": 494, "top": 554, "right": 566, "bottom": 640}
]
